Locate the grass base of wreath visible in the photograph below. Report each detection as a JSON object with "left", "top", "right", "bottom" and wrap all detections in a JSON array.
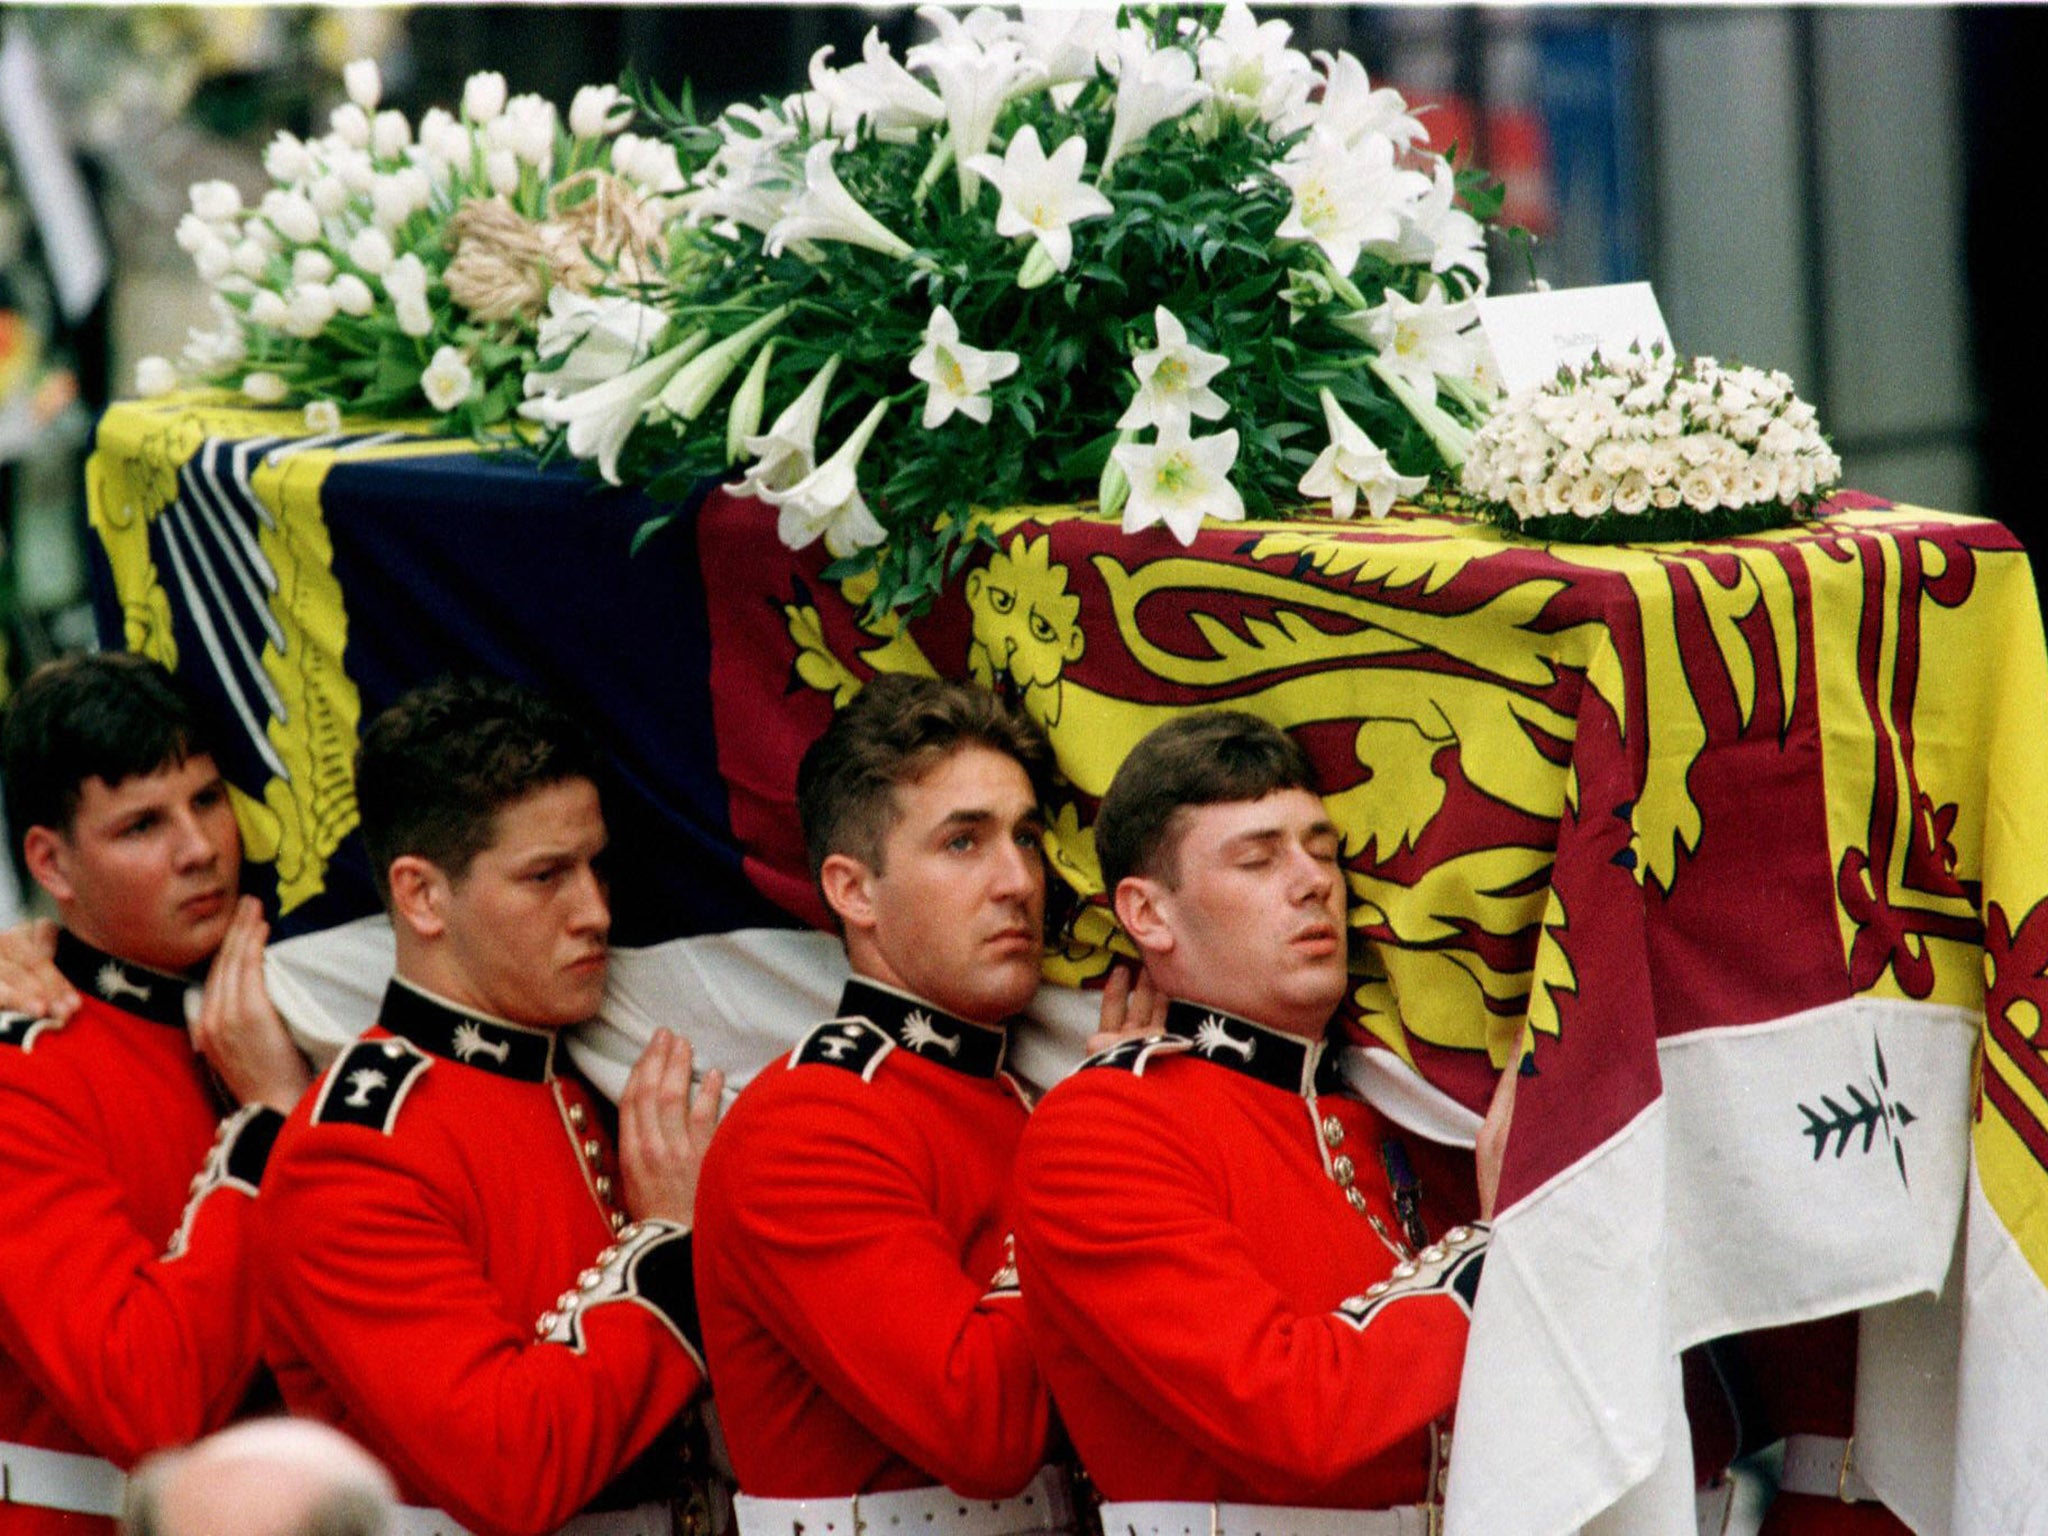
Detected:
[{"left": 1478, "top": 499, "right": 1818, "bottom": 545}]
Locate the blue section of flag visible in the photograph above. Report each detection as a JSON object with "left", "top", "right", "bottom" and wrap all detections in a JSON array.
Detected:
[{"left": 88, "top": 432, "right": 787, "bottom": 948}]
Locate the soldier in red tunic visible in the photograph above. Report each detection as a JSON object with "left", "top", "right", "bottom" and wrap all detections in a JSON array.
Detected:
[
  {"left": 0, "top": 655, "right": 313, "bottom": 1534},
  {"left": 258, "top": 678, "right": 722, "bottom": 1536},
  {"left": 692, "top": 675, "right": 1092, "bottom": 1536},
  {"left": 1013, "top": 710, "right": 1516, "bottom": 1535}
]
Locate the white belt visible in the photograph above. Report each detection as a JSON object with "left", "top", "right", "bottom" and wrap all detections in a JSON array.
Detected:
[
  {"left": 735, "top": 1466, "right": 1075, "bottom": 1536},
  {"left": 0, "top": 1439, "right": 126, "bottom": 1518},
  {"left": 389, "top": 1498, "right": 674, "bottom": 1536},
  {"left": 1777, "top": 1434, "right": 1878, "bottom": 1504},
  {"left": 1099, "top": 1501, "right": 1435, "bottom": 1536}
]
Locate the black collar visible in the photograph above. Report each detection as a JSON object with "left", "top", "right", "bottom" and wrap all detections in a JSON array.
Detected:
[
  {"left": 56, "top": 930, "right": 193, "bottom": 1031},
  {"left": 380, "top": 980, "right": 560, "bottom": 1082},
  {"left": 1163, "top": 999, "right": 1337, "bottom": 1098},
  {"left": 838, "top": 978, "right": 1007, "bottom": 1078}
]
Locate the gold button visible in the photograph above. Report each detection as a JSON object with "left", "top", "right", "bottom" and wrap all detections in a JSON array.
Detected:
[
  {"left": 610, "top": 1211, "right": 627, "bottom": 1233},
  {"left": 595, "top": 1174, "right": 613, "bottom": 1199},
  {"left": 1346, "top": 1188, "right": 1368, "bottom": 1213},
  {"left": 582, "top": 1137, "right": 603, "bottom": 1162},
  {"left": 1321, "top": 1115, "right": 1345, "bottom": 1147},
  {"left": 1331, "top": 1154, "right": 1355, "bottom": 1188},
  {"left": 567, "top": 1103, "right": 588, "bottom": 1129}
]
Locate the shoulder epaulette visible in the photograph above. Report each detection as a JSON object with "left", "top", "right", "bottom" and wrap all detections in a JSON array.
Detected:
[
  {"left": 0, "top": 1011, "right": 61, "bottom": 1053},
  {"left": 1079, "top": 1034, "right": 1192, "bottom": 1076},
  {"left": 311, "top": 1037, "right": 432, "bottom": 1133},
  {"left": 788, "top": 1017, "right": 895, "bottom": 1082}
]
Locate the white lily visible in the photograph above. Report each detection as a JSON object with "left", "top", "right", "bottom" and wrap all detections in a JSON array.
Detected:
[
  {"left": 726, "top": 340, "right": 776, "bottom": 465},
  {"left": 1194, "top": 3, "right": 1314, "bottom": 132},
  {"left": 421, "top": 346, "right": 475, "bottom": 413},
  {"left": 1118, "top": 306, "right": 1230, "bottom": 435},
  {"left": 908, "top": 6, "right": 1044, "bottom": 201},
  {"left": 760, "top": 399, "right": 891, "bottom": 558},
  {"left": 1311, "top": 51, "right": 1425, "bottom": 151},
  {"left": 655, "top": 305, "right": 793, "bottom": 423},
  {"left": 810, "top": 33, "right": 944, "bottom": 141},
  {"left": 739, "top": 354, "right": 841, "bottom": 498},
  {"left": 518, "top": 338, "right": 700, "bottom": 485},
  {"left": 1274, "top": 128, "right": 1429, "bottom": 277},
  {"left": 1102, "top": 28, "right": 1208, "bottom": 174},
  {"left": 1113, "top": 425, "right": 1245, "bottom": 545},
  {"left": 529, "top": 290, "right": 674, "bottom": 398},
  {"left": 910, "top": 306, "right": 1019, "bottom": 429},
  {"left": 766, "top": 143, "right": 915, "bottom": 262},
  {"left": 1342, "top": 287, "right": 1484, "bottom": 399},
  {"left": 967, "top": 126, "right": 1113, "bottom": 276},
  {"left": 1368, "top": 354, "right": 1474, "bottom": 469},
  {"left": 1380, "top": 159, "right": 1489, "bottom": 287},
  {"left": 1299, "top": 389, "right": 1428, "bottom": 519}
]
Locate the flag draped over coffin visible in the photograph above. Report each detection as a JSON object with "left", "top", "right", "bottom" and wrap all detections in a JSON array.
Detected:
[{"left": 83, "top": 399, "right": 2048, "bottom": 1535}]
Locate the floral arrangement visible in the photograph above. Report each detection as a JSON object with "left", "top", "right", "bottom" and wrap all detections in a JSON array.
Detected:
[
  {"left": 521, "top": 5, "right": 1506, "bottom": 614},
  {"left": 139, "top": 59, "right": 690, "bottom": 435},
  {"left": 1458, "top": 346, "right": 1842, "bottom": 543}
]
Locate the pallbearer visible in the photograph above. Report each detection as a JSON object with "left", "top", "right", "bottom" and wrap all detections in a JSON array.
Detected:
[
  {"left": 1014, "top": 711, "right": 1517, "bottom": 1533},
  {"left": 259, "top": 678, "right": 722, "bottom": 1536}
]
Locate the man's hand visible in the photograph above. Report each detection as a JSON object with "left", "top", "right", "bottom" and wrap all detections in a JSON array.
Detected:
[
  {"left": 618, "top": 1030, "right": 724, "bottom": 1226},
  {"left": 190, "top": 897, "right": 313, "bottom": 1115},
  {"left": 1475, "top": 1056, "right": 1521, "bottom": 1222},
  {"left": 0, "top": 918, "right": 78, "bottom": 1023},
  {"left": 1085, "top": 964, "right": 1169, "bottom": 1055}
]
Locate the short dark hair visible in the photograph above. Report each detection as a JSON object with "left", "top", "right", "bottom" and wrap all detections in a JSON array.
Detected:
[
  {"left": 355, "top": 677, "right": 601, "bottom": 904},
  {"left": 2, "top": 653, "right": 219, "bottom": 838},
  {"left": 1095, "top": 711, "right": 1319, "bottom": 891},
  {"left": 796, "top": 674, "right": 1055, "bottom": 881}
]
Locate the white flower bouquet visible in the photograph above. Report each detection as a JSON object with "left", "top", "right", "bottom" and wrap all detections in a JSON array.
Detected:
[
  {"left": 142, "top": 60, "right": 689, "bottom": 433},
  {"left": 523, "top": 5, "right": 1507, "bottom": 614},
  {"left": 1459, "top": 346, "right": 1842, "bottom": 542}
]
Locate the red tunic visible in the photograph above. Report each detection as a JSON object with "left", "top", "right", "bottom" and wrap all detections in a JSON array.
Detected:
[
  {"left": 0, "top": 934, "right": 280, "bottom": 1536},
  {"left": 692, "top": 979, "right": 1052, "bottom": 1500},
  {"left": 1012, "top": 1003, "right": 1485, "bottom": 1510},
  {"left": 260, "top": 980, "right": 704, "bottom": 1536}
]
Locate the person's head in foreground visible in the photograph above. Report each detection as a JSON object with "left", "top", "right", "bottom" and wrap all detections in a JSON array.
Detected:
[
  {"left": 122, "top": 1418, "right": 396, "bottom": 1536},
  {"left": 797, "top": 673, "right": 1056, "bottom": 1026},
  {"left": 1096, "top": 710, "right": 1347, "bottom": 1041},
  {"left": 356, "top": 676, "right": 609, "bottom": 1029},
  {"left": 3, "top": 652, "right": 239, "bottom": 974}
]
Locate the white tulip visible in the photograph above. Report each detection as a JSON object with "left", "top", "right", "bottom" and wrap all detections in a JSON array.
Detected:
[
  {"left": 372, "top": 110, "right": 411, "bottom": 160},
  {"left": 330, "top": 103, "right": 373, "bottom": 152},
  {"left": 485, "top": 149, "right": 521, "bottom": 197},
  {"left": 292, "top": 249, "right": 336, "bottom": 285},
  {"left": 189, "top": 181, "right": 244, "bottom": 222},
  {"left": 348, "top": 227, "right": 395, "bottom": 277},
  {"left": 308, "top": 175, "right": 349, "bottom": 218},
  {"left": 175, "top": 213, "right": 216, "bottom": 254},
  {"left": 134, "top": 356, "right": 179, "bottom": 398},
  {"left": 247, "top": 290, "right": 290, "bottom": 329},
  {"left": 304, "top": 399, "right": 344, "bottom": 434},
  {"left": 462, "top": 71, "right": 508, "bottom": 124},
  {"left": 264, "top": 133, "right": 315, "bottom": 185},
  {"left": 569, "top": 84, "right": 633, "bottom": 139},
  {"left": 259, "top": 190, "right": 322, "bottom": 245},
  {"left": 231, "top": 239, "right": 273, "bottom": 281},
  {"left": 344, "top": 58, "right": 382, "bottom": 112},
  {"left": 241, "top": 371, "right": 290, "bottom": 405},
  {"left": 330, "top": 274, "right": 375, "bottom": 317},
  {"left": 284, "top": 284, "right": 338, "bottom": 339}
]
